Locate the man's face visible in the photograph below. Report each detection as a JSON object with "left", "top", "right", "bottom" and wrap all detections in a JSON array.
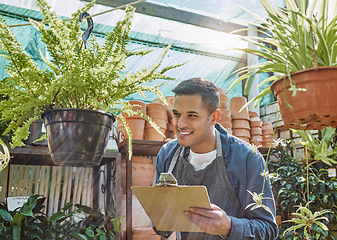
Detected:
[{"left": 172, "top": 94, "right": 219, "bottom": 153}]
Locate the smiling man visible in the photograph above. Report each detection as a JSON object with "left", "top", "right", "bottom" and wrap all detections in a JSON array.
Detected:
[{"left": 154, "top": 78, "right": 278, "bottom": 240}]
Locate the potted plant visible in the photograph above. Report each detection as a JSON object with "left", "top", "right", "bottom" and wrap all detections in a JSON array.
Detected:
[
  {"left": 227, "top": 0, "right": 337, "bottom": 130},
  {"left": 0, "top": 0, "right": 180, "bottom": 166},
  {"left": 291, "top": 127, "right": 337, "bottom": 167},
  {"left": 0, "top": 194, "right": 123, "bottom": 239},
  {"left": 268, "top": 140, "right": 337, "bottom": 239}
]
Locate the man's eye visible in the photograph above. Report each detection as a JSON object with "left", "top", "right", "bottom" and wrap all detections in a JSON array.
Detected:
[{"left": 189, "top": 114, "right": 197, "bottom": 118}]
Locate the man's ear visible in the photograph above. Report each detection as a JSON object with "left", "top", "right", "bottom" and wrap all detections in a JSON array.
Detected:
[{"left": 211, "top": 109, "right": 221, "bottom": 124}]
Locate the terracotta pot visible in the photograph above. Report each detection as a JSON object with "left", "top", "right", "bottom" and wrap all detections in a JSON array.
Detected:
[
  {"left": 262, "top": 129, "right": 274, "bottom": 135},
  {"left": 122, "top": 156, "right": 152, "bottom": 164},
  {"left": 250, "top": 117, "right": 262, "bottom": 127},
  {"left": 220, "top": 122, "right": 232, "bottom": 129},
  {"left": 220, "top": 109, "right": 231, "bottom": 118},
  {"left": 124, "top": 117, "right": 146, "bottom": 140},
  {"left": 121, "top": 161, "right": 154, "bottom": 192},
  {"left": 270, "top": 67, "right": 337, "bottom": 130},
  {"left": 217, "top": 87, "right": 227, "bottom": 95},
  {"left": 230, "top": 97, "right": 249, "bottom": 120},
  {"left": 262, "top": 122, "right": 273, "bottom": 130},
  {"left": 219, "top": 116, "right": 232, "bottom": 123},
  {"left": 249, "top": 111, "right": 259, "bottom": 118},
  {"left": 145, "top": 127, "right": 166, "bottom": 141},
  {"left": 152, "top": 96, "right": 175, "bottom": 110},
  {"left": 237, "top": 136, "right": 250, "bottom": 143},
  {"left": 233, "top": 128, "right": 251, "bottom": 137},
  {"left": 219, "top": 99, "right": 230, "bottom": 109},
  {"left": 145, "top": 118, "right": 167, "bottom": 129},
  {"left": 232, "top": 119, "right": 250, "bottom": 130},
  {"left": 262, "top": 134, "right": 274, "bottom": 142},
  {"left": 250, "top": 127, "right": 262, "bottom": 135},
  {"left": 251, "top": 135, "right": 263, "bottom": 142},
  {"left": 251, "top": 141, "right": 263, "bottom": 146},
  {"left": 146, "top": 103, "right": 168, "bottom": 121},
  {"left": 123, "top": 100, "right": 147, "bottom": 118}
]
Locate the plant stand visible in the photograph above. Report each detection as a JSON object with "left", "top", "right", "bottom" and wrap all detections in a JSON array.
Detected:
[
  {"left": 7, "top": 145, "right": 122, "bottom": 240},
  {"left": 118, "top": 139, "right": 166, "bottom": 240}
]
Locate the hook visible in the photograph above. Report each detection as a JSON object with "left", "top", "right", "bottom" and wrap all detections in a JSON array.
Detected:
[{"left": 78, "top": 11, "right": 94, "bottom": 53}]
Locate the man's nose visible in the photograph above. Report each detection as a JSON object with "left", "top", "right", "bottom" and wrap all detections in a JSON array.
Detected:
[{"left": 176, "top": 116, "right": 188, "bottom": 128}]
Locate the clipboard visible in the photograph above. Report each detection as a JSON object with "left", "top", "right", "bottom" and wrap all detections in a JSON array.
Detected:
[{"left": 131, "top": 185, "right": 211, "bottom": 232}]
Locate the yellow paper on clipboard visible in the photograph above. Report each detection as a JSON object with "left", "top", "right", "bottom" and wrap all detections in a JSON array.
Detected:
[{"left": 131, "top": 185, "right": 211, "bottom": 232}]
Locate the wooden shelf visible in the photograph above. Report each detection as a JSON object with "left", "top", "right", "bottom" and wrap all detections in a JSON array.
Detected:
[
  {"left": 118, "top": 139, "right": 166, "bottom": 157},
  {"left": 9, "top": 145, "right": 120, "bottom": 166}
]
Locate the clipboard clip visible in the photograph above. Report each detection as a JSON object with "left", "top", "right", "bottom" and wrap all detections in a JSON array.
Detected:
[{"left": 156, "top": 173, "right": 178, "bottom": 186}]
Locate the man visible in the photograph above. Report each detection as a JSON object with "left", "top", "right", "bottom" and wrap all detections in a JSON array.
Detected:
[{"left": 154, "top": 78, "right": 278, "bottom": 239}]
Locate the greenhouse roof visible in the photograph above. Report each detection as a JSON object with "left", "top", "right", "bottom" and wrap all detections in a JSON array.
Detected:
[{"left": 0, "top": 0, "right": 285, "bottom": 103}]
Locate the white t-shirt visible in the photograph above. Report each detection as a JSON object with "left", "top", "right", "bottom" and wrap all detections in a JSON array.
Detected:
[{"left": 188, "top": 149, "right": 217, "bottom": 171}]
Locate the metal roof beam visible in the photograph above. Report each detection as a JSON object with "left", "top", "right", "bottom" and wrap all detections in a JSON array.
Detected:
[{"left": 81, "top": 0, "right": 247, "bottom": 36}]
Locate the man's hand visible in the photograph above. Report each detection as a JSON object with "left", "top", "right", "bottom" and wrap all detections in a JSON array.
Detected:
[{"left": 184, "top": 204, "right": 232, "bottom": 236}]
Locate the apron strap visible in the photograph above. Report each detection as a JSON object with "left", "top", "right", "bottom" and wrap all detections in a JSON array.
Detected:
[{"left": 168, "top": 146, "right": 184, "bottom": 173}]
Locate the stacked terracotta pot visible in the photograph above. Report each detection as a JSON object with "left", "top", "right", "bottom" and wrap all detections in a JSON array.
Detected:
[
  {"left": 262, "top": 122, "right": 274, "bottom": 147},
  {"left": 145, "top": 103, "right": 168, "bottom": 141},
  {"left": 230, "top": 97, "right": 250, "bottom": 143},
  {"left": 118, "top": 100, "right": 147, "bottom": 140},
  {"left": 249, "top": 111, "right": 263, "bottom": 146},
  {"left": 121, "top": 156, "right": 154, "bottom": 193},
  {"left": 217, "top": 88, "right": 232, "bottom": 134}
]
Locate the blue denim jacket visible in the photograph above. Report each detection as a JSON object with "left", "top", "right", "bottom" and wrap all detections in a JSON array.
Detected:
[{"left": 155, "top": 123, "right": 278, "bottom": 239}]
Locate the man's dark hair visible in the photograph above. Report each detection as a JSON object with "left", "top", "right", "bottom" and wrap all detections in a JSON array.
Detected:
[{"left": 172, "top": 77, "right": 219, "bottom": 114}]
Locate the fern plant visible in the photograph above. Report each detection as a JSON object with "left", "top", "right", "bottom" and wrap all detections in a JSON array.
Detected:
[{"left": 0, "top": 0, "right": 181, "bottom": 148}]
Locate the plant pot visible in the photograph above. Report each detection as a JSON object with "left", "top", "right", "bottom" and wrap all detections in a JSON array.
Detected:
[
  {"left": 250, "top": 117, "right": 262, "bottom": 127},
  {"left": 219, "top": 116, "right": 232, "bottom": 123},
  {"left": 121, "top": 161, "right": 154, "bottom": 192},
  {"left": 220, "top": 109, "right": 231, "bottom": 118},
  {"left": 122, "top": 100, "right": 147, "bottom": 119},
  {"left": 250, "top": 127, "right": 262, "bottom": 135},
  {"left": 219, "top": 122, "right": 232, "bottom": 129},
  {"left": 233, "top": 128, "right": 251, "bottom": 137},
  {"left": 145, "top": 127, "right": 166, "bottom": 141},
  {"left": 42, "top": 108, "right": 115, "bottom": 166},
  {"left": 125, "top": 117, "right": 146, "bottom": 140},
  {"left": 230, "top": 97, "right": 249, "bottom": 120},
  {"left": 270, "top": 67, "right": 337, "bottom": 129},
  {"left": 145, "top": 118, "right": 167, "bottom": 129},
  {"left": 232, "top": 119, "right": 250, "bottom": 130},
  {"left": 237, "top": 136, "right": 250, "bottom": 143},
  {"left": 146, "top": 103, "right": 168, "bottom": 121}
]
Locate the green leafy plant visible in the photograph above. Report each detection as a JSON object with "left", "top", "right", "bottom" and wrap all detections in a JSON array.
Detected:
[
  {"left": 46, "top": 202, "right": 122, "bottom": 240},
  {"left": 291, "top": 127, "right": 337, "bottom": 166},
  {"left": 268, "top": 140, "right": 337, "bottom": 239},
  {"left": 283, "top": 202, "right": 330, "bottom": 240},
  {"left": 227, "top": 0, "right": 337, "bottom": 107},
  {"left": 0, "top": 0, "right": 182, "bottom": 149},
  {"left": 0, "top": 194, "right": 48, "bottom": 240},
  {"left": 0, "top": 194, "right": 122, "bottom": 240}
]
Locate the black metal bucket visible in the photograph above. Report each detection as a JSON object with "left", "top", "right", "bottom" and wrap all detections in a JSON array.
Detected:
[{"left": 42, "top": 109, "right": 115, "bottom": 166}]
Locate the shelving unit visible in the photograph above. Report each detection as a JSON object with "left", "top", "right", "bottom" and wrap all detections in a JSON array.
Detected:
[
  {"left": 118, "top": 139, "right": 166, "bottom": 240},
  {"left": 8, "top": 145, "right": 122, "bottom": 240}
]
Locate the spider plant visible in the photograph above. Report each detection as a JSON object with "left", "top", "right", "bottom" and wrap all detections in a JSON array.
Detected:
[{"left": 227, "top": 0, "right": 337, "bottom": 107}]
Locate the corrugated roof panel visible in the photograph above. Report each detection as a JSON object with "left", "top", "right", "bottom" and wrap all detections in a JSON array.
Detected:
[{"left": 0, "top": 3, "right": 244, "bottom": 103}]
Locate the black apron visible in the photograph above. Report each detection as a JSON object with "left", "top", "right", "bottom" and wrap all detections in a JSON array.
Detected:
[{"left": 168, "top": 130, "right": 242, "bottom": 240}]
